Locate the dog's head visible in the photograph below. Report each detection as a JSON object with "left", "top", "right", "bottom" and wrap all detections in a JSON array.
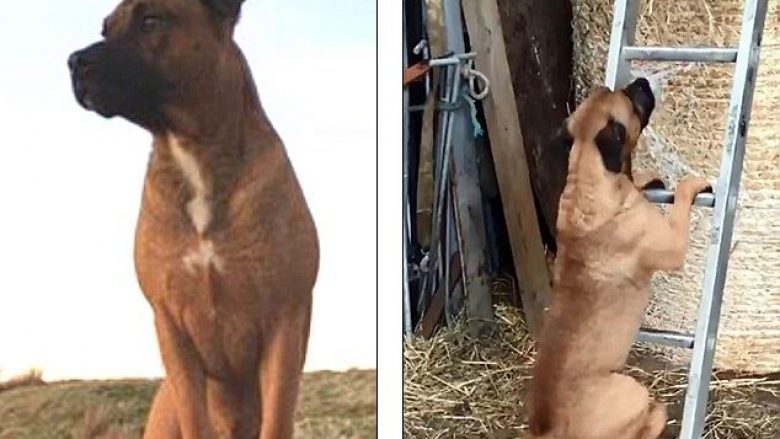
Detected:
[
  {"left": 68, "top": 0, "right": 247, "bottom": 132},
  {"left": 551, "top": 77, "right": 655, "bottom": 175}
]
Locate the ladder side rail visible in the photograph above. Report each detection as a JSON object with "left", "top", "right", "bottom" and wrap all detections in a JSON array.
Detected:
[
  {"left": 605, "top": 0, "right": 641, "bottom": 89},
  {"left": 679, "top": 1, "right": 770, "bottom": 437}
]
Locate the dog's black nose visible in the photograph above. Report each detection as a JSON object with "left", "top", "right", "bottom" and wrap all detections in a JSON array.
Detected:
[
  {"left": 68, "top": 51, "right": 84, "bottom": 71},
  {"left": 631, "top": 77, "right": 651, "bottom": 91},
  {"left": 624, "top": 77, "right": 656, "bottom": 128}
]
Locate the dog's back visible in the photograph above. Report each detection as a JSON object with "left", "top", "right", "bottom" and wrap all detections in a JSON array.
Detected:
[{"left": 527, "top": 79, "right": 673, "bottom": 439}]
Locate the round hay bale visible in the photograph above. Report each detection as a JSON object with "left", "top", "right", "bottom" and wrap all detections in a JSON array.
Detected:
[{"left": 572, "top": 0, "right": 780, "bottom": 373}]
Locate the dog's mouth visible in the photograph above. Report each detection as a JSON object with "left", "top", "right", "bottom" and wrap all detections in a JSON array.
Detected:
[
  {"left": 71, "top": 75, "right": 115, "bottom": 117},
  {"left": 71, "top": 72, "right": 96, "bottom": 112}
]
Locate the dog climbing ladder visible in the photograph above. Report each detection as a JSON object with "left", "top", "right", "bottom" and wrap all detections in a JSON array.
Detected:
[{"left": 604, "top": 0, "right": 769, "bottom": 437}]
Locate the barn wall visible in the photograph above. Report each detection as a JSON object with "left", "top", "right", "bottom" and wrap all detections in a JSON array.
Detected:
[{"left": 496, "top": 1, "right": 574, "bottom": 242}]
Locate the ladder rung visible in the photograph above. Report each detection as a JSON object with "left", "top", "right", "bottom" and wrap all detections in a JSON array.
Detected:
[
  {"left": 637, "top": 327, "right": 695, "bottom": 349},
  {"left": 643, "top": 189, "right": 716, "bottom": 208},
  {"left": 623, "top": 46, "right": 738, "bottom": 63}
]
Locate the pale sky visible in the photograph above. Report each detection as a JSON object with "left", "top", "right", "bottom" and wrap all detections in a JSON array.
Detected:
[{"left": 0, "top": 0, "right": 376, "bottom": 381}]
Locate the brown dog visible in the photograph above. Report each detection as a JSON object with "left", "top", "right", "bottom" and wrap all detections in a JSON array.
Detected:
[
  {"left": 527, "top": 78, "right": 711, "bottom": 439},
  {"left": 68, "top": 1, "right": 318, "bottom": 437}
]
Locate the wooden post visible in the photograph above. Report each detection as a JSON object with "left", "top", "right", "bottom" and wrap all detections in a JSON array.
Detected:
[
  {"left": 461, "top": 0, "right": 552, "bottom": 336},
  {"left": 495, "top": 0, "right": 573, "bottom": 242},
  {"left": 415, "top": 0, "right": 446, "bottom": 250},
  {"left": 442, "top": 0, "right": 493, "bottom": 337}
]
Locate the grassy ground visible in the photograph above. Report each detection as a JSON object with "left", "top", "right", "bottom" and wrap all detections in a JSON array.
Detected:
[{"left": 0, "top": 369, "right": 375, "bottom": 439}]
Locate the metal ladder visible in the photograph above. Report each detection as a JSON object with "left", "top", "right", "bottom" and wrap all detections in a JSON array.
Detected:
[{"left": 604, "top": 0, "right": 769, "bottom": 437}]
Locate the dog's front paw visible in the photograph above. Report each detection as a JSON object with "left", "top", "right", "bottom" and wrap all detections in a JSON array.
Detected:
[{"left": 677, "top": 176, "right": 712, "bottom": 201}]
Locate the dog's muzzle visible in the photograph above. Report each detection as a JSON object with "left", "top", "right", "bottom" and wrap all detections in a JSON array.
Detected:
[
  {"left": 68, "top": 42, "right": 111, "bottom": 115},
  {"left": 67, "top": 41, "right": 169, "bottom": 130}
]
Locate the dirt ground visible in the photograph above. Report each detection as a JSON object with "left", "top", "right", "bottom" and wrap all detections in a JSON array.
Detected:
[
  {"left": 0, "top": 369, "right": 376, "bottom": 439},
  {"left": 404, "top": 306, "right": 780, "bottom": 439}
]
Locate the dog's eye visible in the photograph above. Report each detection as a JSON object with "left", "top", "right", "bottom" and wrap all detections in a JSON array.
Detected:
[{"left": 141, "top": 15, "right": 165, "bottom": 31}]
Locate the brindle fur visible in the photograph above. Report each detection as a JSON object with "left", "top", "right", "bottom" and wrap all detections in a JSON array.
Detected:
[
  {"left": 69, "top": 1, "right": 318, "bottom": 437},
  {"left": 527, "top": 79, "right": 710, "bottom": 439}
]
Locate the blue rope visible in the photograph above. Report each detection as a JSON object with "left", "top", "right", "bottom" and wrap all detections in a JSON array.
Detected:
[{"left": 464, "top": 95, "right": 484, "bottom": 138}]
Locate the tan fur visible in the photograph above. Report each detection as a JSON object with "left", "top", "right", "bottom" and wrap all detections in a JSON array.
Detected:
[
  {"left": 527, "top": 86, "right": 709, "bottom": 439},
  {"left": 82, "top": 1, "right": 319, "bottom": 438}
]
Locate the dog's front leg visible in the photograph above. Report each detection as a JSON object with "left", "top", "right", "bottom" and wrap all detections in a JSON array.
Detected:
[
  {"left": 638, "top": 176, "right": 711, "bottom": 271},
  {"left": 144, "top": 381, "right": 180, "bottom": 438},
  {"left": 153, "top": 306, "right": 214, "bottom": 439},
  {"left": 258, "top": 305, "right": 311, "bottom": 439}
]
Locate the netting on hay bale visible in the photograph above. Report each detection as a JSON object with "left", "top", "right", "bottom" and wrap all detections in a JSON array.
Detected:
[{"left": 572, "top": 0, "right": 780, "bottom": 373}]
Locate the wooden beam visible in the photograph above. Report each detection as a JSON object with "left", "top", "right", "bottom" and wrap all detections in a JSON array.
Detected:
[
  {"left": 415, "top": 0, "right": 446, "bottom": 250},
  {"left": 418, "top": 280, "right": 445, "bottom": 338},
  {"left": 442, "top": 0, "right": 493, "bottom": 337},
  {"left": 450, "top": 174, "right": 492, "bottom": 336},
  {"left": 461, "top": 0, "right": 552, "bottom": 336},
  {"left": 418, "top": 250, "right": 463, "bottom": 338}
]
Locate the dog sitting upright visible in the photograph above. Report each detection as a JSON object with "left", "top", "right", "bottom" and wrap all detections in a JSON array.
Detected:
[
  {"left": 527, "top": 78, "right": 711, "bottom": 439},
  {"left": 68, "top": 0, "right": 318, "bottom": 437}
]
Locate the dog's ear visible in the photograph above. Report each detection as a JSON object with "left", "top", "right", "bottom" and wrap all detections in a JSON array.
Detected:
[
  {"left": 540, "top": 122, "right": 574, "bottom": 176},
  {"left": 548, "top": 122, "right": 574, "bottom": 159},
  {"left": 550, "top": 123, "right": 574, "bottom": 152},
  {"left": 594, "top": 118, "right": 627, "bottom": 173},
  {"left": 201, "top": 0, "right": 245, "bottom": 23}
]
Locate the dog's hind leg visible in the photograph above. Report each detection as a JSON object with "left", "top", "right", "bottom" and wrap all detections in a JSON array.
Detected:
[
  {"left": 143, "top": 381, "right": 181, "bottom": 439},
  {"left": 636, "top": 402, "right": 667, "bottom": 439},
  {"left": 570, "top": 373, "right": 664, "bottom": 439}
]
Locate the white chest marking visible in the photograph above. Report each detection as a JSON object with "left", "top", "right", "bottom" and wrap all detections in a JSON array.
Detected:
[
  {"left": 168, "top": 135, "right": 212, "bottom": 234},
  {"left": 183, "top": 240, "right": 225, "bottom": 274}
]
